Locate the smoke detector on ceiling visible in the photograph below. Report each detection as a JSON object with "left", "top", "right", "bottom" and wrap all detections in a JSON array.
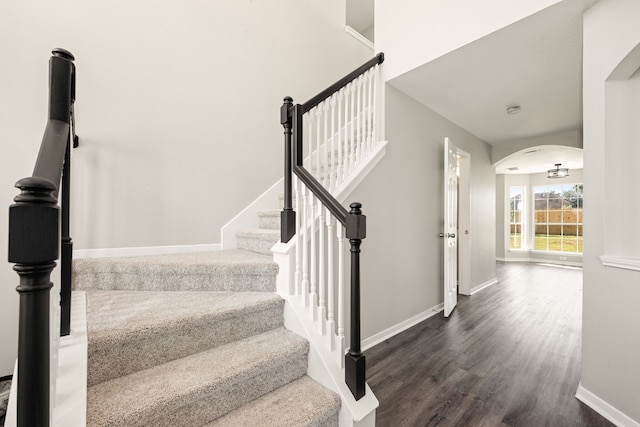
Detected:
[{"left": 506, "top": 105, "right": 521, "bottom": 115}]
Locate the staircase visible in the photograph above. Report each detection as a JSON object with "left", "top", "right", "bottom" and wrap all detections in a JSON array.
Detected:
[
  {"left": 6, "top": 51, "right": 384, "bottom": 427},
  {"left": 73, "top": 212, "right": 340, "bottom": 426}
]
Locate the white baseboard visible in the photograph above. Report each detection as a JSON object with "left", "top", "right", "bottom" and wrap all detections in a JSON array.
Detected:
[
  {"left": 470, "top": 277, "right": 498, "bottom": 295},
  {"left": 496, "top": 257, "right": 582, "bottom": 267},
  {"left": 74, "top": 243, "right": 221, "bottom": 259},
  {"left": 362, "top": 303, "right": 444, "bottom": 351},
  {"left": 576, "top": 383, "right": 640, "bottom": 427}
]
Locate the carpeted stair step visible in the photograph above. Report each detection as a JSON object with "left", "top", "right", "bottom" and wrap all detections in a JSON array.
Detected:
[
  {"left": 236, "top": 229, "right": 280, "bottom": 255},
  {"left": 73, "top": 250, "right": 277, "bottom": 292},
  {"left": 206, "top": 376, "right": 340, "bottom": 427},
  {"left": 258, "top": 209, "right": 281, "bottom": 230},
  {"left": 86, "top": 327, "right": 308, "bottom": 427},
  {"left": 85, "top": 290, "right": 285, "bottom": 386}
]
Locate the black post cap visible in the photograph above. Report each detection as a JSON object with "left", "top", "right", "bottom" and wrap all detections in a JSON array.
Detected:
[{"left": 52, "top": 48, "right": 75, "bottom": 61}]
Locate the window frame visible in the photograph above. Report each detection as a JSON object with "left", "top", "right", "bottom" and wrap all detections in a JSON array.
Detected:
[
  {"left": 531, "top": 183, "right": 583, "bottom": 254},
  {"left": 509, "top": 186, "right": 526, "bottom": 251}
]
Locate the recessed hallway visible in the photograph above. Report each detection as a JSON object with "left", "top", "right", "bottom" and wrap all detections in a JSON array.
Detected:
[{"left": 367, "top": 262, "right": 613, "bottom": 426}]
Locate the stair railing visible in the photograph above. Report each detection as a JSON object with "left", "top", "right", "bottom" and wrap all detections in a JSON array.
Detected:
[
  {"left": 280, "top": 53, "right": 384, "bottom": 401},
  {"left": 7, "top": 48, "right": 77, "bottom": 427}
]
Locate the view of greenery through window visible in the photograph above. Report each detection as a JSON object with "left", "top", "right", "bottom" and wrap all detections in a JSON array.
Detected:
[
  {"left": 534, "top": 183, "right": 583, "bottom": 253},
  {"left": 509, "top": 183, "right": 583, "bottom": 253}
]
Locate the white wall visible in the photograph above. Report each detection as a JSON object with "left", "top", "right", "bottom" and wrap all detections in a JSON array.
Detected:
[
  {"left": 582, "top": 0, "right": 640, "bottom": 423},
  {"left": 375, "top": 0, "right": 562, "bottom": 81},
  {"left": 0, "top": 0, "right": 372, "bottom": 376},
  {"left": 604, "top": 73, "right": 640, "bottom": 257},
  {"left": 497, "top": 170, "right": 584, "bottom": 264},
  {"left": 496, "top": 174, "right": 507, "bottom": 259},
  {"left": 348, "top": 85, "right": 495, "bottom": 341}
]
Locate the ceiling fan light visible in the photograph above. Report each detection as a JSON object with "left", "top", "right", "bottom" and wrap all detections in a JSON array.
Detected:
[{"left": 547, "top": 163, "right": 569, "bottom": 178}]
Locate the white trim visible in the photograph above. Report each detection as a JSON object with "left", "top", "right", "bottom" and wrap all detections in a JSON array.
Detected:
[
  {"left": 280, "top": 291, "right": 379, "bottom": 425},
  {"left": 221, "top": 179, "right": 283, "bottom": 250},
  {"left": 53, "top": 292, "right": 87, "bottom": 427},
  {"left": 470, "top": 277, "right": 499, "bottom": 295},
  {"left": 4, "top": 363, "right": 17, "bottom": 426},
  {"left": 361, "top": 303, "right": 444, "bottom": 351},
  {"left": 457, "top": 149, "right": 472, "bottom": 296},
  {"left": 332, "top": 141, "right": 387, "bottom": 201},
  {"left": 345, "top": 26, "right": 374, "bottom": 50},
  {"left": 74, "top": 243, "right": 221, "bottom": 259},
  {"left": 530, "top": 249, "right": 583, "bottom": 257},
  {"left": 576, "top": 383, "right": 640, "bottom": 427},
  {"left": 496, "top": 257, "right": 583, "bottom": 268},
  {"left": 600, "top": 255, "right": 640, "bottom": 272},
  {"left": 5, "top": 293, "right": 88, "bottom": 427}
]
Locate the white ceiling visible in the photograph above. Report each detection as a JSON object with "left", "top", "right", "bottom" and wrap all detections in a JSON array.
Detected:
[{"left": 386, "top": 0, "right": 596, "bottom": 173}]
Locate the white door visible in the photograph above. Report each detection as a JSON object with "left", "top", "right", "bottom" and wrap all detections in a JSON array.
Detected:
[{"left": 443, "top": 137, "right": 458, "bottom": 317}]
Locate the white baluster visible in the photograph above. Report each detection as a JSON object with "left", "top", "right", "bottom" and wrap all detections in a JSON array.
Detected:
[
  {"left": 336, "top": 90, "right": 344, "bottom": 187},
  {"left": 307, "top": 110, "right": 314, "bottom": 170},
  {"left": 301, "top": 185, "right": 309, "bottom": 308},
  {"left": 349, "top": 82, "right": 356, "bottom": 173},
  {"left": 356, "top": 74, "right": 363, "bottom": 165},
  {"left": 326, "top": 211, "right": 335, "bottom": 350},
  {"left": 323, "top": 99, "right": 329, "bottom": 189},
  {"left": 294, "top": 175, "right": 301, "bottom": 297},
  {"left": 316, "top": 106, "right": 322, "bottom": 181},
  {"left": 373, "top": 64, "right": 379, "bottom": 144},
  {"left": 367, "top": 68, "right": 374, "bottom": 155},
  {"left": 330, "top": 94, "right": 336, "bottom": 192},
  {"left": 317, "top": 196, "right": 326, "bottom": 335},
  {"left": 309, "top": 190, "right": 317, "bottom": 320},
  {"left": 337, "top": 224, "right": 345, "bottom": 368}
]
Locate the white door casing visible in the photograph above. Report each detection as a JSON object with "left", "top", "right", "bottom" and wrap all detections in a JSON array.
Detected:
[
  {"left": 457, "top": 150, "right": 471, "bottom": 296},
  {"left": 443, "top": 137, "right": 458, "bottom": 317}
]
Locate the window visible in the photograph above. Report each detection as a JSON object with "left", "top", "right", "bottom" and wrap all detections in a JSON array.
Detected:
[
  {"left": 509, "top": 186, "right": 524, "bottom": 249},
  {"left": 533, "top": 183, "right": 583, "bottom": 253}
]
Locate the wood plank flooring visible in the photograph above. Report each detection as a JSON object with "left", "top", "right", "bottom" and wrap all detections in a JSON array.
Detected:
[{"left": 366, "top": 262, "right": 613, "bottom": 427}]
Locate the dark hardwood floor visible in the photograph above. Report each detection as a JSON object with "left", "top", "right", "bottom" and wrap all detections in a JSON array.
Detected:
[{"left": 367, "top": 262, "right": 613, "bottom": 427}]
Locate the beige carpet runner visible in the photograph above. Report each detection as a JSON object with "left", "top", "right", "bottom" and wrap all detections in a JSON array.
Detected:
[{"left": 74, "top": 211, "right": 340, "bottom": 426}]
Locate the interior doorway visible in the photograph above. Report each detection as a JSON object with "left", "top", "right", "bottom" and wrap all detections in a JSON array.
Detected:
[{"left": 443, "top": 138, "right": 471, "bottom": 317}]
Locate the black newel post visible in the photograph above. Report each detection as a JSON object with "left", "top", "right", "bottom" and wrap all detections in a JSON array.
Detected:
[
  {"left": 57, "top": 48, "right": 76, "bottom": 337},
  {"left": 9, "top": 177, "right": 60, "bottom": 427},
  {"left": 280, "top": 96, "right": 296, "bottom": 243},
  {"left": 345, "top": 202, "right": 366, "bottom": 400}
]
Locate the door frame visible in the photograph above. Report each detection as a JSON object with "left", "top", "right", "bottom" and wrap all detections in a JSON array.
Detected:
[{"left": 457, "top": 149, "right": 471, "bottom": 296}]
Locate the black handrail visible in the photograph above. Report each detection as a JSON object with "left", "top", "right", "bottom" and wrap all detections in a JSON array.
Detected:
[
  {"left": 280, "top": 53, "right": 382, "bottom": 401},
  {"left": 8, "top": 48, "right": 76, "bottom": 427},
  {"left": 302, "top": 53, "right": 384, "bottom": 114}
]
